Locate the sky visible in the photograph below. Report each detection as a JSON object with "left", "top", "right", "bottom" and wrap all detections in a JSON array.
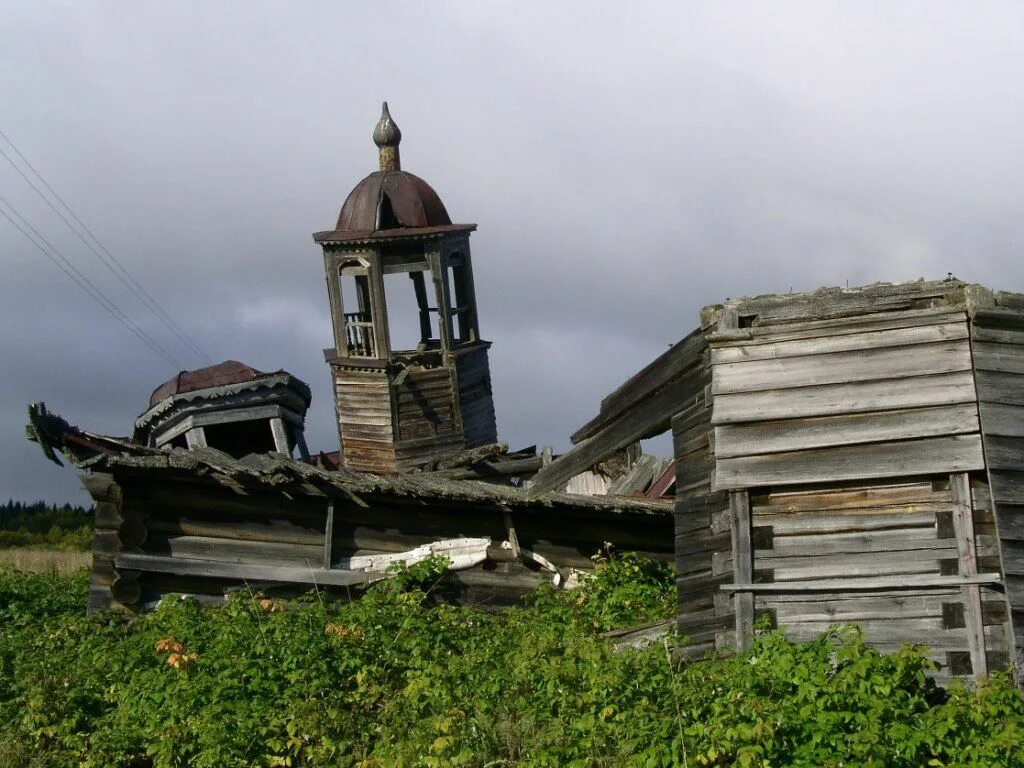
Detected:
[{"left": 2, "top": 1, "right": 1022, "bottom": 505}]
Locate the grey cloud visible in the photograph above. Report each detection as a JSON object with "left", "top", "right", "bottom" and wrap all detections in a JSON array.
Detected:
[{"left": 2, "top": 1, "right": 1022, "bottom": 503}]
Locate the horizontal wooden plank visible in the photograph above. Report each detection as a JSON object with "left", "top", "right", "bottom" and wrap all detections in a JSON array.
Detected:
[
  {"left": 984, "top": 436, "right": 1024, "bottom": 471},
  {"left": 765, "top": 527, "right": 950, "bottom": 556},
  {"left": 147, "top": 515, "right": 324, "bottom": 545},
  {"left": 972, "top": 326, "right": 1024, "bottom": 345},
  {"left": 711, "top": 322, "right": 968, "bottom": 365},
  {"left": 992, "top": 471, "right": 1024, "bottom": 505},
  {"left": 720, "top": 283, "right": 963, "bottom": 328},
  {"left": 723, "top": 573, "right": 1002, "bottom": 592},
  {"left": 714, "top": 435, "right": 985, "bottom": 490},
  {"left": 979, "top": 403, "right": 1024, "bottom": 438},
  {"left": 713, "top": 339, "right": 971, "bottom": 396},
  {"left": 994, "top": 504, "right": 1024, "bottom": 540},
  {"left": 753, "top": 481, "right": 947, "bottom": 513},
  {"left": 769, "top": 593, "right": 945, "bottom": 623},
  {"left": 754, "top": 511, "right": 939, "bottom": 536},
  {"left": 713, "top": 370, "right": 977, "bottom": 424},
  {"left": 115, "top": 553, "right": 384, "bottom": 587},
  {"left": 971, "top": 341, "right": 1024, "bottom": 374},
  {"left": 975, "top": 370, "right": 1024, "bottom": 407},
  {"left": 715, "top": 404, "right": 978, "bottom": 459},
  {"left": 147, "top": 534, "right": 324, "bottom": 567},
  {"left": 711, "top": 306, "right": 966, "bottom": 344}
]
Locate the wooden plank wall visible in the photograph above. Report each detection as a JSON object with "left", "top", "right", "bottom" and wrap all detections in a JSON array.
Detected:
[
  {"left": 671, "top": 353, "right": 736, "bottom": 658},
  {"left": 739, "top": 478, "right": 1013, "bottom": 681},
  {"left": 973, "top": 305, "right": 1024, "bottom": 662},
  {"left": 710, "top": 308, "right": 986, "bottom": 489},
  {"left": 333, "top": 366, "right": 396, "bottom": 472},
  {"left": 455, "top": 345, "right": 498, "bottom": 449}
]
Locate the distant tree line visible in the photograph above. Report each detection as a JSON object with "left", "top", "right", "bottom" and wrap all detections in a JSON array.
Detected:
[{"left": 0, "top": 500, "right": 94, "bottom": 550}]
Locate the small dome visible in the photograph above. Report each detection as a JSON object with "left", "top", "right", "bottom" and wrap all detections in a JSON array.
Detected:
[
  {"left": 336, "top": 170, "right": 452, "bottom": 232},
  {"left": 148, "top": 360, "right": 266, "bottom": 408}
]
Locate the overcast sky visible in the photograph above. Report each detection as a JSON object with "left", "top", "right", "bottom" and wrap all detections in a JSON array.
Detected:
[{"left": 2, "top": 2, "right": 1022, "bottom": 505}]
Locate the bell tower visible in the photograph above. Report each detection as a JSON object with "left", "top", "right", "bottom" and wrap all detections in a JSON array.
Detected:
[{"left": 314, "top": 103, "right": 497, "bottom": 473}]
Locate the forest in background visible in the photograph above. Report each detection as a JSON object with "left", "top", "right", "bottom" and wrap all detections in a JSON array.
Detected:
[{"left": 0, "top": 500, "right": 93, "bottom": 550}]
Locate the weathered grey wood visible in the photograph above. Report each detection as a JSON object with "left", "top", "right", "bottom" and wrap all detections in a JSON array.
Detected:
[
  {"left": 753, "top": 511, "right": 939, "bottom": 536},
  {"left": 714, "top": 279, "right": 963, "bottom": 328},
  {"left": 950, "top": 473, "right": 988, "bottom": 677},
  {"left": 711, "top": 322, "right": 968, "bottom": 365},
  {"left": 269, "top": 417, "right": 291, "bottom": 455},
  {"left": 115, "top": 552, "right": 384, "bottom": 587},
  {"left": 729, "top": 490, "right": 753, "bottom": 651},
  {"left": 576, "top": 327, "right": 708, "bottom": 443},
  {"left": 147, "top": 534, "right": 323, "bottom": 567},
  {"left": 713, "top": 370, "right": 978, "bottom": 424},
  {"left": 992, "top": 471, "right": 1024, "bottom": 505},
  {"left": 715, "top": 434, "right": 985, "bottom": 490},
  {"left": 185, "top": 427, "right": 208, "bottom": 449},
  {"left": 978, "top": 403, "right": 1024, "bottom": 438},
  {"left": 324, "top": 501, "right": 334, "bottom": 569},
  {"left": 715, "top": 404, "right": 979, "bottom": 459},
  {"left": 710, "top": 306, "right": 966, "bottom": 345},
  {"left": 983, "top": 436, "right": 1024, "bottom": 471},
  {"left": 722, "top": 573, "right": 1003, "bottom": 592},
  {"left": 714, "top": 339, "right": 972, "bottom": 396},
  {"left": 975, "top": 371, "right": 1024, "bottom": 407},
  {"left": 528, "top": 373, "right": 703, "bottom": 497},
  {"left": 971, "top": 342, "right": 1024, "bottom": 375}
]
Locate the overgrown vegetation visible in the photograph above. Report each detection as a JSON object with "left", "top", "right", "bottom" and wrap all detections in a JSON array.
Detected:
[
  {"left": 2, "top": 554, "right": 1024, "bottom": 767},
  {"left": 0, "top": 500, "right": 93, "bottom": 550}
]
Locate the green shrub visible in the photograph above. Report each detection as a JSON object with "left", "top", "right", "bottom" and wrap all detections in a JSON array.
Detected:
[{"left": 1, "top": 555, "right": 1022, "bottom": 767}]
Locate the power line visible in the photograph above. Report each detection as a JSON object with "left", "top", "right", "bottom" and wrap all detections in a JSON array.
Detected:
[
  {"left": 0, "top": 130, "right": 213, "bottom": 364},
  {"left": 0, "top": 194, "right": 185, "bottom": 369}
]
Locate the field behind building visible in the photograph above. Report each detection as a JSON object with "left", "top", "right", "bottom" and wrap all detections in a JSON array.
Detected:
[{"left": 2, "top": 554, "right": 1024, "bottom": 767}]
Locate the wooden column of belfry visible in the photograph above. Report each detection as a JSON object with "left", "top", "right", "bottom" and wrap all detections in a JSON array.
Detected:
[{"left": 950, "top": 472, "right": 988, "bottom": 677}]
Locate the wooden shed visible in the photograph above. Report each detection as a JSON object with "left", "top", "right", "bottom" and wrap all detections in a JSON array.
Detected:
[{"left": 531, "top": 278, "right": 1024, "bottom": 682}]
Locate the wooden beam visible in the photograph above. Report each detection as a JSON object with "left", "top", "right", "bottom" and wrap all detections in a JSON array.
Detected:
[
  {"left": 114, "top": 552, "right": 383, "bottom": 587},
  {"left": 729, "top": 491, "right": 753, "bottom": 651},
  {"left": 184, "top": 427, "right": 207, "bottom": 449},
  {"left": 951, "top": 472, "right": 988, "bottom": 678},
  {"left": 269, "top": 417, "right": 291, "bottom": 455},
  {"left": 323, "top": 500, "right": 335, "bottom": 569},
  {"left": 722, "top": 573, "right": 1003, "bottom": 592},
  {"left": 528, "top": 374, "right": 702, "bottom": 497}
]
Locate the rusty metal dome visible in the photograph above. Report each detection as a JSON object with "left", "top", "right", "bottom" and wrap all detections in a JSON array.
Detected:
[{"left": 336, "top": 169, "right": 452, "bottom": 231}]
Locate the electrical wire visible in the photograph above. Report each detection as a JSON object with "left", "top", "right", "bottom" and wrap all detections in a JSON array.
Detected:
[
  {"left": 0, "top": 130, "right": 213, "bottom": 364},
  {"left": 0, "top": 194, "right": 185, "bottom": 369}
]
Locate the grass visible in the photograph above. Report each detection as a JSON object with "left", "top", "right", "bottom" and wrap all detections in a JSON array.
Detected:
[{"left": 0, "top": 547, "right": 91, "bottom": 574}]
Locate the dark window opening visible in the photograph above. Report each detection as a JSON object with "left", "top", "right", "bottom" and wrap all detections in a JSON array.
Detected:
[
  {"left": 203, "top": 420, "right": 277, "bottom": 459},
  {"left": 339, "top": 263, "right": 375, "bottom": 357},
  {"left": 384, "top": 269, "right": 441, "bottom": 352},
  {"left": 446, "top": 256, "right": 475, "bottom": 343}
]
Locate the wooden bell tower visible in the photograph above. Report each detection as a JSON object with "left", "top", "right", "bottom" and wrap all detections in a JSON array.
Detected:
[{"left": 313, "top": 103, "right": 497, "bottom": 473}]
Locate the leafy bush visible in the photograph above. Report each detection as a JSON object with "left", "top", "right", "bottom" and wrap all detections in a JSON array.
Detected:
[{"left": 1, "top": 555, "right": 1023, "bottom": 767}]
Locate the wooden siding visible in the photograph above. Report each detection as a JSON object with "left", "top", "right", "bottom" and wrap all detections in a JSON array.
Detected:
[
  {"left": 710, "top": 309, "right": 985, "bottom": 489},
  {"left": 334, "top": 366, "right": 396, "bottom": 472},
  {"left": 739, "top": 478, "right": 1014, "bottom": 681},
  {"left": 973, "top": 306, "right": 1024, "bottom": 658},
  {"left": 455, "top": 345, "right": 497, "bottom": 449}
]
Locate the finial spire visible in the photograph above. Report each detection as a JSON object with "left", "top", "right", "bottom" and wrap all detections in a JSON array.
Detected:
[{"left": 373, "top": 101, "right": 401, "bottom": 172}]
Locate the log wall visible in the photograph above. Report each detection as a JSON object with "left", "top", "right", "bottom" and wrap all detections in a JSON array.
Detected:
[{"left": 85, "top": 472, "right": 673, "bottom": 612}]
